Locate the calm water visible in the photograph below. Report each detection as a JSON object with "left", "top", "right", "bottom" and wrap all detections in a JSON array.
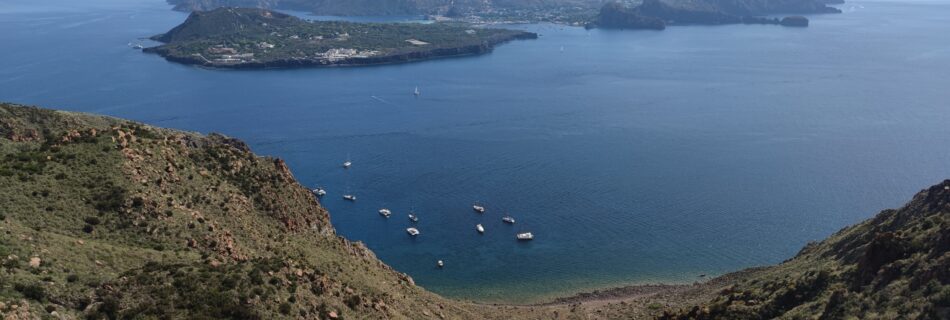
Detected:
[{"left": 2, "top": 0, "right": 949, "bottom": 303}]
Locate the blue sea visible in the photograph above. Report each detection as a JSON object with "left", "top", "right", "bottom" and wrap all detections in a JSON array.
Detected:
[{"left": 2, "top": 0, "right": 949, "bottom": 303}]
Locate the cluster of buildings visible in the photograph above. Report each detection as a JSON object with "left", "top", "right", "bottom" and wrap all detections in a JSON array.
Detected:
[
  {"left": 315, "top": 48, "right": 379, "bottom": 62},
  {"left": 206, "top": 46, "right": 256, "bottom": 64}
]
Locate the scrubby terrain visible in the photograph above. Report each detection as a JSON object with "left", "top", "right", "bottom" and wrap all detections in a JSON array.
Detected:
[
  {"left": 0, "top": 102, "right": 946, "bottom": 319},
  {"left": 0, "top": 103, "right": 499, "bottom": 319},
  {"left": 654, "top": 181, "right": 950, "bottom": 319}
]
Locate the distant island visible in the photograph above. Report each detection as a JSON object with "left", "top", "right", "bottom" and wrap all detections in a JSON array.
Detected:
[
  {"left": 165, "top": 0, "right": 600, "bottom": 25},
  {"left": 590, "top": 0, "right": 839, "bottom": 30},
  {"left": 143, "top": 8, "right": 537, "bottom": 69}
]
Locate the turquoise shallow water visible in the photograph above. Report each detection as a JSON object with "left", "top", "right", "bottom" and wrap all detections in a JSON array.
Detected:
[{"left": 2, "top": 0, "right": 949, "bottom": 303}]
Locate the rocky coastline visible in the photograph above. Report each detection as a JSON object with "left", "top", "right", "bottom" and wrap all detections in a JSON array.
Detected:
[{"left": 144, "top": 32, "right": 537, "bottom": 69}]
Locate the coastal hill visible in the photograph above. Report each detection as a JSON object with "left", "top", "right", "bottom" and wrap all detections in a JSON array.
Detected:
[
  {"left": 165, "top": 0, "right": 601, "bottom": 20},
  {"left": 1, "top": 102, "right": 946, "bottom": 319},
  {"left": 592, "top": 0, "right": 840, "bottom": 29},
  {"left": 144, "top": 8, "right": 537, "bottom": 69}
]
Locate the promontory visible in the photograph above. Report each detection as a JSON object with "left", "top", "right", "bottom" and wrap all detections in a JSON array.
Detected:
[{"left": 143, "top": 8, "right": 538, "bottom": 69}]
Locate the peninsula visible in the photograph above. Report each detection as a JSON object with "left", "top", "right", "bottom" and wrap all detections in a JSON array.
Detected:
[
  {"left": 143, "top": 8, "right": 537, "bottom": 69},
  {"left": 590, "top": 0, "right": 839, "bottom": 30}
]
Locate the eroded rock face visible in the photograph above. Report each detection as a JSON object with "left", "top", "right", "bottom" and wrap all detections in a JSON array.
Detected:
[{"left": 781, "top": 16, "right": 809, "bottom": 27}]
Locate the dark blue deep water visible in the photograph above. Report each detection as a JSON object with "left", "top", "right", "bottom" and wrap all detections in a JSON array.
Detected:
[{"left": 2, "top": 0, "right": 949, "bottom": 303}]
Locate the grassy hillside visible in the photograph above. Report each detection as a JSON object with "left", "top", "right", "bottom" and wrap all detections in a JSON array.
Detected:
[{"left": 0, "top": 103, "right": 506, "bottom": 319}]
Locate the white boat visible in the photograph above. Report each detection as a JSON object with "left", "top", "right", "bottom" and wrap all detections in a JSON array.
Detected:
[
  {"left": 472, "top": 203, "right": 485, "bottom": 213},
  {"left": 378, "top": 208, "right": 391, "bottom": 217},
  {"left": 413, "top": 86, "right": 421, "bottom": 96},
  {"left": 311, "top": 187, "right": 327, "bottom": 197},
  {"left": 408, "top": 213, "right": 418, "bottom": 222},
  {"left": 133, "top": 44, "right": 144, "bottom": 49},
  {"left": 437, "top": 260, "right": 444, "bottom": 268},
  {"left": 516, "top": 232, "right": 534, "bottom": 240},
  {"left": 476, "top": 224, "right": 485, "bottom": 233},
  {"left": 342, "top": 160, "right": 352, "bottom": 168},
  {"left": 406, "top": 227, "right": 420, "bottom": 236},
  {"left": 502, "top": 216, "right": 515, "bottom": 224},
  {"left": 343, "top": 194, "right": 356, "bottom": 201}
]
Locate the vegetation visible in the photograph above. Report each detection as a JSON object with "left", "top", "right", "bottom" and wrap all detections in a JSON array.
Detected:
[
  {"left": 656, "top": 181, "right": 950, "bottom": 319},
  {"left": 590, "top": 0, "right": 838, "bottom": 29},
  {"left": 165, "top": 0, "right": 601, "bottom": 23},
  {"left": 145, "top": 8, "right": 537, "bottom": 69}
]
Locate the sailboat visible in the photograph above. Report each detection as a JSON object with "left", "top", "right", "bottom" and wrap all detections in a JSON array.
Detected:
[
  {"left": 413, "top": 86, "right": 421, "bottom": 97},
  {"left": 407, "top": 200, "right": 419, "bottom": 222},
  {"left": 342, "top": 178, "right": 355, "bottom": 201},
  {"left": 311, "top": 187, "right": 327, "bottom": 197},
  {"left": 342, "top": 153, "right": 352, "bottom": 169},
  {"left": 476, "top": 224, "right": 485, "bottom": 234},
  {"left": 472, "top": 202, "right": 485, "bottom": 213}
]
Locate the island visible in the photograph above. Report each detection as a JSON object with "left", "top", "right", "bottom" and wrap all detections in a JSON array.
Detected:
[
  {"left": 166, "top": 0, "right": 601, "bottom": 25},
  {"left": 143, "top": 8, "right": 538, "bottom": 69},
  {"left": 589, "top": 0, "right": 836, "bottom": 30}
]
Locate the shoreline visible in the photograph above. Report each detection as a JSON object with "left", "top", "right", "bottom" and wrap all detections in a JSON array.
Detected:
[{"left": 144, "top": 32, "right": 538, "bottom": 70}]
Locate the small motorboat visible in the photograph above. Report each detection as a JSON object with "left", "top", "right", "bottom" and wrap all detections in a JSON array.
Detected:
[
  {"left": 476, "top": 224, "right": 485, "bottom": 233},
  {"left": 408, "top": 213, "right": 419, "bottom": 222},
  {"left": 502, "top": 216, "right": 515, "bottom": 224},
  {"left": 406, "top": 227, "right": 420, "bottom": 236},
  {"left": 343, "top": 194, "right": 356, "bottom": 201},
  {"left": 437, "top": 260, "right": 444, "bottom": 268},
  {"left": 413, "top": 86, "right": 421, "bottom": 96},
  {"left": 132, "top": 44, "right": 144, "bottom": 49},
  {"left": 378, "top": 208, "right": 391, "bottom": 218},
  {"left": 516, "top": 232, "right": 534, "bottom": 240},
  {"left": 472, "top": 203, "right": 486, "bottom": 213},
  {"left": 342, "top": 160, "right": 352, "bottom": 169},
  {"left": 311, "top": 187, "right": 327, "bottom": 197}
]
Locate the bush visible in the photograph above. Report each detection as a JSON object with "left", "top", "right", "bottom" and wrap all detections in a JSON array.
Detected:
[
  {"left": 66, "top": 274, "right": 79, "bottom": 283},
  {"left": 83, "top": 224, "right": 94, "bottom": 233},
  {"left": 84, "top": 216, "right": 101, "bottom": 225},
  {"left": 14, "top": 283, "right": 46, "bottom": 301},
  {"left": 278, "top": 302, "right": 292, "bottom": 315}
]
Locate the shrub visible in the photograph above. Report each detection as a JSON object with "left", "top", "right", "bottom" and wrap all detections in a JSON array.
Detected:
[
  {"left": 14, "top": 283, "right": 46, "bottom": 301},
  {"left": 84, "top": 216, "right": 101, "bottom": 225},
  {"left": 83, "top": 224, "right": 94, "bottom": 233},
  {"left": 279, "top": 302, "right": 292, "bottom": 315},
  {"left": 66, "top": 274, "right": 79, "bottom": 283}
]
